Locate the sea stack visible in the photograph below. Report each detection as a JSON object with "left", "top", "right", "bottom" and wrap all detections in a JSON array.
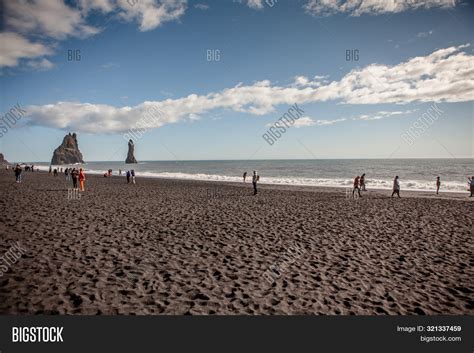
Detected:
[
  {"left": 51, "top": 132, "right": 84, "bottom": 165},
  {"left": 125, "top": 139, "right": 138, "bottom": 164},
  {"left": 0, "top": 153, "right": 9, "bottom": 166}
]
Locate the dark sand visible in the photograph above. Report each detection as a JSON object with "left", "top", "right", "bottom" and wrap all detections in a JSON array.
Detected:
[{"left": 0, "top": 169, "right": 472, "bottom": 315}]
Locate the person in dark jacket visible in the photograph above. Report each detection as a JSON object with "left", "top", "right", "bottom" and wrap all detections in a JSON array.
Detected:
[
  {"left": 14, "top": 164, "right": 22, "bottom": 183},
  {"left": 71, "top": 168, "right": 79, "bottom": 189},
  {"left": 252, "top": 171, "right": 258, "bottom": 195}
]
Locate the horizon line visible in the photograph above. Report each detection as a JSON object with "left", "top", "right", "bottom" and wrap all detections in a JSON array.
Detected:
[{"left": 12, "top": 157, "right": 474, "bottom": 164}]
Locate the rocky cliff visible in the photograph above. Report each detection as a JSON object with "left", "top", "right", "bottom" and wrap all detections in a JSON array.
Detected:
[
  {"left": 51, "top": 133, "right": 84, "bottom": 165},
  {"left": 125, "top": 139, "right": 137, "bottom": 164},
  {"left": 0, "top": 153, "right": 9, "bottom": 166}
]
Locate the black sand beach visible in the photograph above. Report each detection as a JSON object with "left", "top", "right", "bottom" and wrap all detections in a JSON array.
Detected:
[{"left": 0, "top": 170, "right": 472, "bottom": 315}]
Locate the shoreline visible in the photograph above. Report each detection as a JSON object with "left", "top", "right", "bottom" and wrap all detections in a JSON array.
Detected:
[{"left": 15, "top": 167, "right": 473, "bottom": 199}]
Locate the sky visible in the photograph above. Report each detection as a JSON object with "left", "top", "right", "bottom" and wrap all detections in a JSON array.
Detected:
[{"left": 0, "top": 0, "right": 473, "bottom": 162}]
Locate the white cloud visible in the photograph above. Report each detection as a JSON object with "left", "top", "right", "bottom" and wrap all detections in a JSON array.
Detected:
[
  {"left": 75, "top": 0, "right": 188, "bottom": 31},
  {"left": 5, "top": 0, "right": 100, "bottom": 39},
  {"left": 293, "top": 117, "right": 347, "bottom": 128},
  {"left": 101, "top": 62, "right": 120, "bottom": 69},
  {"left": 1, "top": 0, "right": 188, "bottom": 69},
  {"left": 247, "top": 0, "right": 264, "bottom": 9},
  {"left": 23, "top": 44, "right": 474, "bottom": 133},
  {"left": 417, "top": 30, "right": 434, "bottom": 38},
  {"left": 188, "top": 113, "right": 202, "bottom": 121},
  {"left": 304, "top": 0, "right": 458, "bottom": 16},
  {"left": 0, "top": 32, "right": 52, "bottom": 68},
  {"left": 292, "top": 75, "right": 329, "bottom": 88},
  {"left": 26, "top": 58, "right": 55, "bottom": 71},
  {"left": 353, "top": 110, "right": 417, "bottom": 121},
  {"left": 79, "top": 0, "right": 115, "bottom": 13},
  {"left": 194, "top": 3, "right": 209, "bottom": 10},
  {"left": 233, "top": 0, "right": 264, "bottom": 9},
  {"left": 116, "top": 0, "right": 187, "bottom": 31}
]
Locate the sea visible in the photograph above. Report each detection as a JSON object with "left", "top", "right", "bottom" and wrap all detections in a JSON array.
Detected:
[{"left": 28, "top": 159, "right": 474, "bottom": 193}]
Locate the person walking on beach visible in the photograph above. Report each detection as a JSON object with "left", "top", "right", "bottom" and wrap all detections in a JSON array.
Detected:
[
  {"left": 243, "top": 171, "right": 247, "bottom": 183},
  {"left": 65, "top": 168, "right": 69, "bottom": 181},
  {"left": 71, "top": 168, "right": 78, "bottom": 189},
  {"left": 392, "top": 176, "right": 400, "bottom": 198},
  {"left": 126, "top": 170, "right": 131, "bottom": 184},
  {"left": 14, "top": 164, "right": 22, "bottom": 183},
  {"left": 131, "top": 169, "right": 136, "bottom": 184},
  {"left": 436, "top": 176, "right": 440, "bottom": 195},
  {"left": 79, "top": 168, "right": 86, "bottom": 192},
  {"left": 252, "top": 170, "right": 258, "bottom": 195},
  {"left": 49, "top": 166, "right": 52, "bottom": 174},
  {"left": 360, "top": 173, "right": 366, "bottom": 191},
  {"left": 352, "top": 176, "right": 362, "bottom": 198},
  {"left": 119, "top": 169, "right": 122, "bottom": 176},
  {"left": 468, "top": 176, "right": 474, "bottom": 197}
]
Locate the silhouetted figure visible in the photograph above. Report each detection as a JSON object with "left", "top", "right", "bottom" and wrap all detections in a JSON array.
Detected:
[
  {"left": 468, "top": 176, "right": 474, "bottom": 197},
  {"left": 392, "top": 176, "right": 400, "bottom": 198},
  {"left": 252, "top": 171, "right": 258, "bottom": 195},
  {"left": 71, "top": 168, "right": 78, "bottom": 189},
  {"left": 436, "top": 176, "right": 440, "bottom": 195},
  {"left": 360, "top": 173, "right": 366, "bottom": 191},
  {"left": 352, "top": 176, "right": 362, "bottom": 198},
  {"left": 14, "top": 164, "right": 22, "bottom": 183}
]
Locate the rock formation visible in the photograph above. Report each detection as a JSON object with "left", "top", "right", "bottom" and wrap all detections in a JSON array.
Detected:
[
  {"left": 125, "top": 139, "right": 137, "bottom": 164},
  {"left": 51, "top": 133, "right": 84, "bottom": 165},
  {"left": 0, "top": 153, "right": 9, "bottom": 166}
]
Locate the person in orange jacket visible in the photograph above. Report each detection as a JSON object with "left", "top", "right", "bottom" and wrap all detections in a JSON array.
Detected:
[{"left": 79, "top": 168, "right": 86, "bottom": 192}]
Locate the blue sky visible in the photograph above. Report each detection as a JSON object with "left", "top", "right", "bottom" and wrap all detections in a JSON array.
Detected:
[{"left": 0, "top": 0, "right": 473, "bottom": 162}]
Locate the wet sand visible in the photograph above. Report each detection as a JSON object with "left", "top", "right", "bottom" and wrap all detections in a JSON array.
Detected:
[{"left": 0, "top": 169, "right": 472, "bottom": 315}]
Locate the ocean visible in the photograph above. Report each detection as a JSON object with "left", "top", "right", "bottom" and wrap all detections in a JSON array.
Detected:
[{"left": 28, "top": 159, "right": 474, "bottom": 193}]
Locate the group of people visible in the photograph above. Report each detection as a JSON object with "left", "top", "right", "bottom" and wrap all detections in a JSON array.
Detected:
[
  {"left": 352, "top": 173, "right": 367, "bottom": 198},
  {"left": 48, "top": 166, "right": 86, "bottom": 191},
  {"left": 243, "top": 171, "right": 259, "bottom": 195},
  {"left": 102, "top": 168, "right": 135, "bottom": 184},
  {"left": 352, "top": 174, "right": 474, "bottom": 198},
  {"left": 126, "top": 170, "right": 136, "bottom": 184},
  {"left": 11, "top": 163, "right": 474, "bottom": 198},
  {"left": 49, "top": 166, "right": 65, "bottom": 177},
  {"left": 11, "top": 164, "right": 37, "bottom": 183},
  {"left": 63, "top": 168, "right": 85, "bottom": 191},
  {"left": 103, "top": 169, "right": 113, "bottom": 177}
]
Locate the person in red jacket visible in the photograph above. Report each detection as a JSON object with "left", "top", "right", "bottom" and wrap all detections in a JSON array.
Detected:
[{"left": 79, "top": 168, "right": 86, "bottom": 192}]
